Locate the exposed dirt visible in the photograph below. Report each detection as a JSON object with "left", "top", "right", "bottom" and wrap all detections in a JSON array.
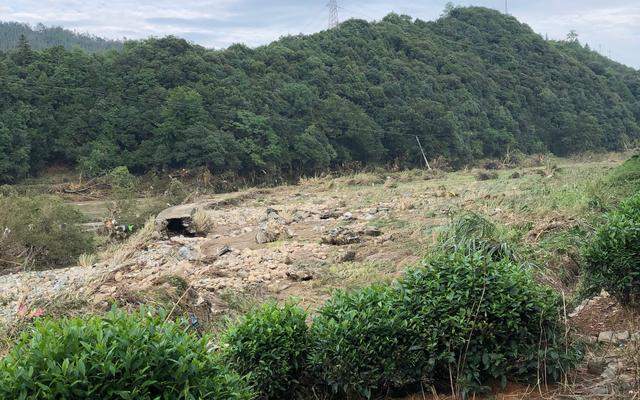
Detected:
[
  {"left": 570, "top": 292, "right": 637, "bottom": 337},
  {"left": 2, "top": 155, "right": 639, "bottom": 399}
]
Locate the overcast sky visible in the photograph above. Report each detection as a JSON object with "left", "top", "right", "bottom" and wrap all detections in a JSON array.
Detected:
[{"left": 1, "top": 1, "right": 638, "bottom": 68}]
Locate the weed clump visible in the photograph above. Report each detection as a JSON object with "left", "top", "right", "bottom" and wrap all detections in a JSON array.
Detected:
[
  {"left": 220, "top": 302, "right": 309, "bottom": 399},
  {"left": 0, "top": 308, "right": 253, "bottom": 399},
  {"left": 438, "top": 212, "right": 517, "bottom": 260},
  {"left": 191, "top": 208, "right": 215, "bottom": 235},
  {"left": 476, "top": 170, "right": 499, "bottom": 181},
  {"left": 582, "top": 192, "right": 640, "bottom": 305}
]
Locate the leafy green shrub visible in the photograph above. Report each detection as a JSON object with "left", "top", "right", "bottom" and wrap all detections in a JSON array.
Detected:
[
  {"left": 309, "top": 285, "right": 428, "bottom": 398},
  {"left": 220, "top": 302, "right": 309, "bottom": 399},
  {"left": 582, "top": 192, "right": 640, "bottom": 304},
  {"left": 0, "top": 308, "right": 253, "bottom": 400},
  {"left": 401, "top": 250, "right": 577, "bottom": 394},
  {"left": 107, "top": 166, "right": 137, "bottom": 194},
  {"left": 0, "top": 195, "right": 93, "bottom": 271}
]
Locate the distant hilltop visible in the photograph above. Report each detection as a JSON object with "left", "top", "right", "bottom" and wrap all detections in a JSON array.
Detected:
[
  {"left": 1, "top": 7, "right": 639, "bottom": 184},
  {"left": 0, "top": 21, "right": 123, "bottom": 53}
]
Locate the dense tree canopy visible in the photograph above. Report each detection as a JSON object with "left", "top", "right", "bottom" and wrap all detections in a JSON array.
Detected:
[
  {"left": 1, "top": 7, "right": 639, "bottom": 183},
  {"left": 0, "top": 22, "right": 123, "bottom": 53}
]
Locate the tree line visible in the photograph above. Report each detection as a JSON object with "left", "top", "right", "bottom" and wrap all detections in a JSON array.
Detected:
[
  {"left": 1, "top": 6, "right": 639, "bottom": 184},
  {"left": 0, "top": 22, "right": 123, "bottom": 53}
]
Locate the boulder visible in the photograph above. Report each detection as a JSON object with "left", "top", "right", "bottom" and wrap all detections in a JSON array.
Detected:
[
  {"left": 255, "top": 208, "right": 293, "bottom": 244},
  {"left": 598, "top": 331, "right": 615, "bottom": 343},
  {"left": 321, "top": 227, "right": 360, "bottom": 245}
]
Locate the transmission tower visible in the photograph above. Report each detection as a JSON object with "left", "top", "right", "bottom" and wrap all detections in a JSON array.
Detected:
[{"left": 328, "top": 0, "right": 339, "bottom": 29}]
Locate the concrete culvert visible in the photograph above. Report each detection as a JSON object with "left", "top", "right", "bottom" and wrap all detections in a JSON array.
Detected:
[{"left": 155, "top": 204, "right": 200, "bottom": 237}]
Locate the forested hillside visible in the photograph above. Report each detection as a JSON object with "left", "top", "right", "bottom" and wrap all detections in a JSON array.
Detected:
[
  {"left": 1, "top": 6, "right": 639, "bottom": 184},
  {"left": 0, "top": 22, "right": 123, "bottom": 53}
]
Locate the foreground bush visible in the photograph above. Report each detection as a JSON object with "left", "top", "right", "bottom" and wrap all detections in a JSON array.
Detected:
[
  {"left": 0, "top": 195, "right": 93, "bottom": 272},
  {"left": 310, "top": 250, "right": 576, "bottom": 398},
  {"left": 310, "top": 285, "right": 427, "bottom": 398},
  {"left": 583, "top": 192, "right": 640, "bottom": 305},
  {"left": 220, "top": 302, "right": 309, "bottom": 399},
  {"left": 401, "top": 250, "right": 576, "bottom": 394},
  {"left": 0, "top": 308, "right": 253, "bottom": 400}
]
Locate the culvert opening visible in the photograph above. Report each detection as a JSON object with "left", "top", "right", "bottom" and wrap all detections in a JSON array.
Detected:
[{"left": 165, "top": 217, "right": 196, "bottom": 237}]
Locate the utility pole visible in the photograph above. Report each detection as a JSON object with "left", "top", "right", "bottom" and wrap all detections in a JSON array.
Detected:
[
  {"left": 415, "top": 136, "right": 432, "bottom": 170},
  {"left": 328, "top": 0, "right": 339, "bottom": 29},
  {"left": 504, "top": 0, "right": 508, "bottom": 15}
]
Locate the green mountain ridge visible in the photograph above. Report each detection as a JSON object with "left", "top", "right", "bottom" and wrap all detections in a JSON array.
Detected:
[
  {"left": 0, "top": 21, "right": 123, "bottom": 53},
  {"left": 1, "top": 6, "right": 639, "bottom": 183}
]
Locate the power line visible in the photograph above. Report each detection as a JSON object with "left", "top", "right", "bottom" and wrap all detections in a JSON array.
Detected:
[{"left": 328, "top": 0, "right": 339, "bottom": 29}]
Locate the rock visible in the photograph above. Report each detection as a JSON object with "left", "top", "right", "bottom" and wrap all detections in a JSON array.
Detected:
[
  {"left": 255, "top": 230, "right": 276, "bottom": 244},
  {"left": 341, "top": 212, "right": 355, "bottom": 221},
  {"left": 598, "top": 331, "right": 631, "bottom": 344},
  {"left": 591, "top": 385, "right": 609, "bottom": 395},
  {"left": 292, "top": 210, "right": 311, "bottom": 222},
  {"left": 598, "top": 331, "right": 615, "bottom": 343},
  {"left": 614, "top": 331, "right": 630, "bottom": 342},
  {"left": 618, "top": 374, "right": 635, "bottom": 390},
  {"left": 320, "top": 209, "right": 341, "bottom": 220},
  {"left": 217, "top": 246, "right": 232, "bottom": 257},
  {"left": 362, "top": 227, "right": 382, "bottom": 237},
  {"left": 178, "top": 246, "right": 197, "bottom": 261},
  {"left": 286, "top": 270, "right": 313, "bottom": 282},
  {"left": 587, "top": 358, "right": 607, "bottom": 375},
  {"left": 338, "top": 250, "right": 356, "bottom": 262},
  {"left": 255, "top": 209, "right": 293, "bottom": 244},
  {"left": 601, "top": 361, "right": 623, "bottom": 380},
  {"left": 569, "top": 297, "right": 590, "bottom": 318},
  {"left": 321, "top": 227, "right": 360, "bottom": 245},
  {"left": 262, "top": 208, "right": 287, "bottom": 225}
]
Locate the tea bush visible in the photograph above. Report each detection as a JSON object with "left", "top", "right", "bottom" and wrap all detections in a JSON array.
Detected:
[
  {"left": 309, "top": 285, "right": 428, "bottom": 399},
  {"left": 0, "top": 195, "right": 93, "bottom": 271},
  {"left": 583, "top": 192, "right": 640, "bottom": 305},
  {"left": 220, "top": 302, "right": 309, "bottom": 399},
  {"left": 0, "top": 308, "right": 253, "bottom": 400},
  {"left": 401, "top": 250, "right": 577, "bottom": 394}
]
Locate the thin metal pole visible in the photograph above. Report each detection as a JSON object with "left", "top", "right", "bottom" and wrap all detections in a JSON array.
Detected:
[{"left": 415, "top": 135, "right": 431, "bottom": 170}]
